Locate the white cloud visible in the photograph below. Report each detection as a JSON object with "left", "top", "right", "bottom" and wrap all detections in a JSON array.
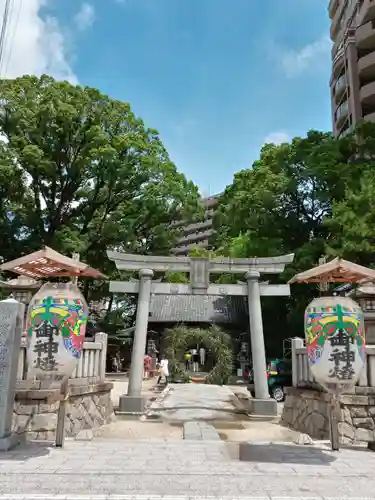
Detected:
[
  {"left": 0, "top": 0, "right": 77, "bottom": 83},
  {"left": 280, "top": 35, "right": 331, "bottom": 78},
  {"left": 74, "top": 3, "right": 95, "bottom": 31},
  {"left": 263, "top": 132, "right": 290, "bottom": 145}
]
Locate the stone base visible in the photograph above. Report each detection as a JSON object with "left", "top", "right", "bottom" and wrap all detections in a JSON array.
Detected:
[
  {"left": 251, "top": 398, "right": 278, "bottom": 417},
  {"left": 0, "top": 433, "right": 24, "bottom": 451},
  {"left": 118, "top": 395, "right": 146, "bottom": 414},
  {"left": 12, "top": 380, "right": 114, "bottom": 442},
  {"left": 282, "top": 386, "right": 375, "bottom": 444}
]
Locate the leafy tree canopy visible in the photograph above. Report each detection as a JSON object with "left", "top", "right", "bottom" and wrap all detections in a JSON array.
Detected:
[
  {"left": 0, "top": 75, "right": 201, "bottom": 276},
  {"left": 212, "top": 122, "right": 375, "bottom": 352}
]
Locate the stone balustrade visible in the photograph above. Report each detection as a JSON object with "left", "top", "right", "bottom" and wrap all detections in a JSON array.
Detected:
[
  {"left": 291, "top": 337, "right": 375, "bottom": 389},
  {"left": 17, "top": 332, "right": 108, "bottom": 382}
]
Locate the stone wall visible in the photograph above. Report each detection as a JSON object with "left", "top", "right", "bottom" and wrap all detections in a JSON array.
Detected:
[
  {"left": 12, "top": 380, "right": 114, "bottom": 441},
  {"left": 281, "top": 386, "right": 375, "bottom": 444}
]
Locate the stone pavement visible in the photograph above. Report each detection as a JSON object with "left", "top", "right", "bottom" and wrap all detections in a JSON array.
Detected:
[
  {"left": 1, "top": 438, "right": 375, "bottom": 499},
  {"left": 106, "top": 376, "right": 159, "bottom": 409},
  {"left": 95, "top": 419, "right": 182, "bottom": 440},
  {"left": 149, "top": 383, "right": 239, "bottom": 421}
]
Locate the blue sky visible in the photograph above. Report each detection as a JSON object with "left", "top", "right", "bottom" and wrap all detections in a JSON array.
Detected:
[{"left": 7, "top": 0, "right": 332, "bottom": 195}]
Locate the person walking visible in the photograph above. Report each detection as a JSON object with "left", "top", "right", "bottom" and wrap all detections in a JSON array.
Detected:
[
  {"left": 144, "top": 354, "right": 151, "bottom": 379},
  {"left": 184, "top": 351, "right": 191, "bottom": 370},
  {"left": 199, "top": 346, "right": 206, "bottom": 367},
  {"left": 157, "top": 355, "right": 169, "bottom": 385},
  {"left": 190, "top": 348, "right": 199, "bottom": 373}
]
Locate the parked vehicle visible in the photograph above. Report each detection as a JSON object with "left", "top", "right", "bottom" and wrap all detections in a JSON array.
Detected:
[{"left": 247, "top": 358, "right": 292, "bottom": 402}]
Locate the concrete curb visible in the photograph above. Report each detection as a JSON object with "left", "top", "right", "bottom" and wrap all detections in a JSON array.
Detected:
[{"left": 0, "top": 495, "right": 369, "bottom": 500}]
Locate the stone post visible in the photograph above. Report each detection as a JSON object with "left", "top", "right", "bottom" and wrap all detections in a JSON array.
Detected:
[
  {"left": 94, "top": 332, "right": 108, "bottom": 381},
  {"left": 291, "top": 337, "right": 304, "bottom": 388},
  {"left": 245, "top": 270, "right": 277, "bottom": 416},
  {"left": 119, "top": 268, "right": 153, "bottom": 413},
  {"left": 0, "top": 298, "right": 25, "bottom": 450}
]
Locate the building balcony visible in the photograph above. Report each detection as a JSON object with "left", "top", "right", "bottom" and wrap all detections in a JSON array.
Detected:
[
  {"left": 363, "top": 110, "right": 375, "bottom": 121},
  {"left": 338, "top": 124, "right": 354, "bottom": 138},
  {"left": 182, "top": 218, "right": 213, "bottom": 235},
  {"left": 330, "top": 6, "right": 343, "bottom": 40},
  {"left": 329, "top": 0, "right": 340, "bottom": 19},
  {"left": 360, "top": 80, "right": 375, "bottom": 104},
  {"left": 335, "top": 100, "right": 349, "bottom": 127},
  {"left": 331, "top": 0, "right": 358, "bottom": 41},
  {"left": 357, "top": 20, "right": 375, "bottom": 50},
  {"left": 331, "top": 36, "right": 343, "bottom": 60},
  {"left": 357, "top": 0, "right": 375, "bottom": 27},
  {"left": 177, "top": 229, "right": 213, "bottom": 246},
  {"left": 332, "top": 48, "right": 345, "bottom": 79},
  {"left": 333, "top": 74, "right": 347, "bottom": 103},
  {"left": 172, "top": 239, "right": 209, "bottom": 256},
  {"left": 358, "top": 50, "right": 375, "bottom": 81},
  {"left": 202, "top": 196, "right": 219, "bottom": 209}
]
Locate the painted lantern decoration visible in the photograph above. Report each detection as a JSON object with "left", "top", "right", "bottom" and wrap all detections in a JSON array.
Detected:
[
  {"left": 305, "top": 296, "right": 365, "bottom": 393},
  {"left": 26, "top": 282, "right": 88, "bottom": 379}
]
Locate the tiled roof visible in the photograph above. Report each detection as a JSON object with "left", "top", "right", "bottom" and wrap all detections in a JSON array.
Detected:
[{"left": 149, "top": 294, "right": 247, "bottom": 324}]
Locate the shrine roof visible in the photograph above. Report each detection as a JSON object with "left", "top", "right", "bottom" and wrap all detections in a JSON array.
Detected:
[
  {"left": 149, "top": 294, "right": 247, "bottom": 324},
  {"left": 0, "top": 276, "right": 41, "bottom": 289},
  {"left": 0, "top": 246, "right": 106, "bottom": 279},
  {"left": 348, "top": 283, "right": 375, "bottom": 296},
  {"left": 288, "top": 258, "right": 375, "bottom": 284}
]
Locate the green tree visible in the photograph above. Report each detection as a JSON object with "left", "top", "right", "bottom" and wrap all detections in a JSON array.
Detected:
[
  {"left": 0, "top": 75, "right": 200, "bottom": 282},
  {"left": 328, "top": 121, "right": 375, "bottom": 267},
  {"left": 212, "top": 129, "right": 354, "bottom": 351},
  {"left": 0, "top": 139, "right": 26, "bottom": 261},
  {"left": 0, "top": 75, "right": 201, "bottom": 343}
]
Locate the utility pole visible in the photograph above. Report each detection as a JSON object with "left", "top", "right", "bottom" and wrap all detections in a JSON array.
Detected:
[
  {"left": 317, "top": 255, "right": 329, "bottom": 296},
  {"left": 72, "top": 253, "right": 80, "bottom": 285},
  {"left": 0, "top": 0, "right": 12, "bottom": 75}
]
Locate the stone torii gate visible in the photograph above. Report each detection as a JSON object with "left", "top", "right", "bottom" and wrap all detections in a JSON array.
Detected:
[{"left": 107, "top": 251, "right": 294, "bottom": 416}]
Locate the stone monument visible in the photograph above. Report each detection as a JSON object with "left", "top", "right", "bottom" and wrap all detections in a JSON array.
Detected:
[
  {"left": 107, "top": 252, "right": 295, "bottom": 416},
  {"left": 0, "top": 298, "right": 25, "bottom": 451}
]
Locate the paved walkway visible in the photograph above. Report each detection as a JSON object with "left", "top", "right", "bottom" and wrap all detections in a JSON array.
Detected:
[
  {"left": 1, "top": 438, "right": 375, "bottom": 498},
  {"left": 107, "top": 376, "right": 159, "bottom": 409},
  {"left": 95, "top": 419, "right": 182, "bottom": 440},
  {"left": 149, "top": 383, "right": 240, "bottom": 421}
]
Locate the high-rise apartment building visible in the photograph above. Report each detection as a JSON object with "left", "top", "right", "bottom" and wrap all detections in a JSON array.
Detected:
[
  {"left": 172, "top": 195, "right": 219, "bottom": 256},
  {"left": 330, "top": 0, "right": 375, "bottom": 137}
]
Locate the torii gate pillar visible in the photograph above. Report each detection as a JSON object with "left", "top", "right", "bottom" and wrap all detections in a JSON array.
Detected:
[
  {"left": 246, "top": 270, "right": 275, "bottom": 415},
  {"left": 119, "top": 269, "right": 154, "bottom": 413},
  {"left": 107, "top": 251, "right": 294, "bottom": 416}
]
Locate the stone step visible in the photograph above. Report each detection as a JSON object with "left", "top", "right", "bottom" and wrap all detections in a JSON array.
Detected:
[{"left": 183, "top": 421, "right": 221, "bottom": 441}]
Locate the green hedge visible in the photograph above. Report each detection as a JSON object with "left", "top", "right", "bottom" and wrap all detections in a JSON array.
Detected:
[{"left": 164, "top": 324, "right": 233, "bottom": 385}]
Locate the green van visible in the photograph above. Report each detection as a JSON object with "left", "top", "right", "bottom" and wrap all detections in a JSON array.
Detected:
[{"left": 248, "top": 358, "right": 293, "bottom": 402}]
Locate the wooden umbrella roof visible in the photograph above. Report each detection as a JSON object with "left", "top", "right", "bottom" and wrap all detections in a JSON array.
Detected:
[
  {"left": 0, "top": 246, "right": 106, "bottom": 279},
  {"left": 288, "top": 257, "right": 375, "bottom": 284}
]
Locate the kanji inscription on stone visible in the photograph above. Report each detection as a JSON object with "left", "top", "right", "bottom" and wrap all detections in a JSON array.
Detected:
[
  {"left": 33, "top": 321, "right": 59, "bottom": 372},
  {"left": 0, "top": 300, "right": 25, "bottom": 440}
]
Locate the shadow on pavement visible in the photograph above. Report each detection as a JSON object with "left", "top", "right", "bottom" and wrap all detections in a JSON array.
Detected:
[
  {"left": 239, "top": 443, "right": 336, "bottom": 465},
  {"left": 0, "top": 441, "right": 54, "bottom": 460}
]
